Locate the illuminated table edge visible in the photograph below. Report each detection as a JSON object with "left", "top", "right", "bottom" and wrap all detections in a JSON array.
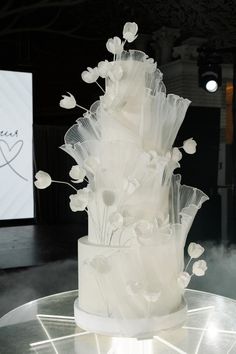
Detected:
[
  {"left": 1, "top": 289, "right": 236, "bottom": 354},
  {"left": 1, "top": 288, "right": 236, "bottom": 326}
]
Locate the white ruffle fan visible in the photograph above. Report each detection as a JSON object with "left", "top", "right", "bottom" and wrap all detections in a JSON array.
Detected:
[{"left": 35, "top": 22, "right": 209, "bottom": 338}]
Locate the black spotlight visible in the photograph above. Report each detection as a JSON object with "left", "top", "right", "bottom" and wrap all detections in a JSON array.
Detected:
[{"left": 198, "top": 49, "right": 222, "bottom": 93}]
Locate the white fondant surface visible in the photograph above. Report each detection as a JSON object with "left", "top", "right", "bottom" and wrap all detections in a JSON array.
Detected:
[
  {"left": 77, "top": 236, "right": 188, "bottom": 336},
  {"left": 74, "top": 297, "right": 187, "bottom": 338}
]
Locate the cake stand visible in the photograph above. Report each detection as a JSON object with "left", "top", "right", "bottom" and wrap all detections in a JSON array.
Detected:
[{"left": 1, "top": 289, "right": 236, "bottom": 353}]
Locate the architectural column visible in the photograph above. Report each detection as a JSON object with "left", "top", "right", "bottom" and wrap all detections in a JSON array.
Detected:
[{"left": 152, "top": 27, "right": 180, "bottom": 65}]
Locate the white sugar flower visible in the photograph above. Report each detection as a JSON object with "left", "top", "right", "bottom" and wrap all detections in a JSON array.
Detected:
[
  {"left": 149, "top": 150, "right": 158, "bottom": 160},
  {"left": 69, "top": 165, "right": 86, "bottom": 183},
  {"left": 108, "top": 64, "right": 123, "bottom": 82},
  {"left": 134, "top": 220, "right": 153, "bottom": 237},
  {"left": 178, "top": 272, "right": 191, "bottom": 289},
  {"left": 126, "top": 281, "right": 143, "bottom": 296},
  {"left": 146, "top": 150, "right": 160, "bottom": 169},
  {"left": 123, "top": 177, "right": 140, "bottom": 195},
  {"left": 123, "top": 22, "right": 138, "bottom": 43},
  {"left": 90, "top": 255, "right": 111, "bottom": 274},
  {"left": 192, "top": 260, "right": 207, "bottom": 276},
  {"left": 101, "top": 93, "right": 114, "bottom": 110},
  {"left": 69, "top": 188, "right": 90, "bottom": 212},
  {"left": 83, "top": 111, "right": 92, "bottom": 119},
  {"left": 59, "top": 92, "right": 76, "bottom": 109},
  {"left": 183, "top": 138, "right": 197, "bottom": 154},
  {"left": 109, "top": 212, "right": 124, "bottom": 229},
  {"left": 106, "top": 36, "right": 124, "bottom": 55},
  {"left": 172, "top": 147, "right": 182, "bottom": 162},
  {"left": 188, "top": 242, "right": 205, "bottom": 259},
  {"left": 81, "top": 67, "right": 99, "bottom": 83},
  {"left": 83, "top": 156, "right": 99, "bottom": 175},
  {"left": 97, "top": 60, "right": 110, "bottom": 78},
  {"left": 34, "top": 171, "right": 52, "bottom": 189},
  {"left": 143, "top": 291, "right": 160, "bottom": 302},
  {"left": 102, "top": 190, "right": 116, "bottom": 206}
]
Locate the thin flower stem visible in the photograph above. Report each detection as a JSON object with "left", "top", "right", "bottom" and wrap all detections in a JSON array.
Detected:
[
  {"left": 51, "top": 180, "right": 77, "bottom": 192},
  {"left": 185, "top": 257, "right": 192, "bottom": 272},
  {"left": 101, "top": 206, "right": 108, "bottom": 244},
  {"left": 95, "top": 197, "right": 102, "bottom": 241},
  {"left": 76, "top": 104, "right": 88, "bottom": 112},
  {"left": 104, "top": 212, "right": 111, "bottom": 245},
  {"left": 86, "top": 208, "right": 100, "bottom": 243},
  {"left": 95, "top": 81, "right": 105, "bottom": 93},
  {"left": 108, "top": 230, "right": 114, "bottom": 246}
]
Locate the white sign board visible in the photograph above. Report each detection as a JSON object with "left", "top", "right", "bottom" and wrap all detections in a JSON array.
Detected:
[{"left": 0, "top": 70, "right": 34, "bottom": 220}]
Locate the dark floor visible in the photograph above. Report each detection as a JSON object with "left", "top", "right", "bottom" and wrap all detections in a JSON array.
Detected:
[
  {"left": 0, "top": 224, "right": 86, "bottom": 269},
  {"left": 0, "top": 224, "right": 83, "bottom": 317}
]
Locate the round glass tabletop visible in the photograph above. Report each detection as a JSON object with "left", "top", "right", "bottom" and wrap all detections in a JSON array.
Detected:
[{"left": 0, "top": 289, "right": 236, "bottom": 354}]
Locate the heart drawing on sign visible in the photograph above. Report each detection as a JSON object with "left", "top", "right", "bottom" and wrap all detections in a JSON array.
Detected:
[{"left": 0, "top": 139, "right": 28, "bottom": 181}]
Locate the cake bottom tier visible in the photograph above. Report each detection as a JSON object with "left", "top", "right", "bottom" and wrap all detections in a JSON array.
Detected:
[
  {"left": 75, "top": 236, "right": 187, "bottom": 338},
  {"left": 74, "top": 297, "right": 187, "bottom": 338}
]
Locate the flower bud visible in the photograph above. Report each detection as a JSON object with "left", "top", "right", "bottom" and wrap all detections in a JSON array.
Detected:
[{"left": 192, "top": 260, "right": 207, "bottom": 276}]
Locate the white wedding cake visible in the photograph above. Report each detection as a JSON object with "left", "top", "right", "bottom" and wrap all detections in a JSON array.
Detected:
[{"left": 35, "top": 22, "right": 209, "bottom": 338}]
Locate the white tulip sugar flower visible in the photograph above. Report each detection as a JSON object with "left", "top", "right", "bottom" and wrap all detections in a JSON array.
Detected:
[
  {"left": 109, "top": 212, "right": 124, "bottom": 229},
  {"left": 106, "top": 36, "right": 124, "bottom": 55},
  {"left": 34, "top": 171, "right": 52, "bottom": 189},
  {"left": 172, "top": 147, "right": 182, "bottom": 162},
  {"left": 123, "top": 177, "right": 140, "bottom": 195},
  {"left": 192, "top": 260, "right": 208, "bottom": 276},
  {"left": 183, "top": 138, "right": 197, "bottom": 154},
  {"left": 69, "top": 165, "right": 86, "bottom": 183},
  {"left": 123, "top": 22, "right": 138, "bottom": 42},
  {"left": 102, "top": 190, "right": 116, "bottom": 206},
  {"left": 134, "top": 220, "right": 153, "bottom": 237},
  {"left": 59, "top": 92, "right": 77, "bottom": 109},
  {"left": 188, "top": 242, "right": 205, "bottom": 259},
  {"left": 177, "top": 272, "right": 191, "bottom": 289},
  {"left": 81, "top": 67, "right": 99, "bottom": 83},
  {"left": 69, "top": 188, "right": 90, "bottom": 212},
  {"left": 97, "top": 60, "right": 110, "bottom": 78}
]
